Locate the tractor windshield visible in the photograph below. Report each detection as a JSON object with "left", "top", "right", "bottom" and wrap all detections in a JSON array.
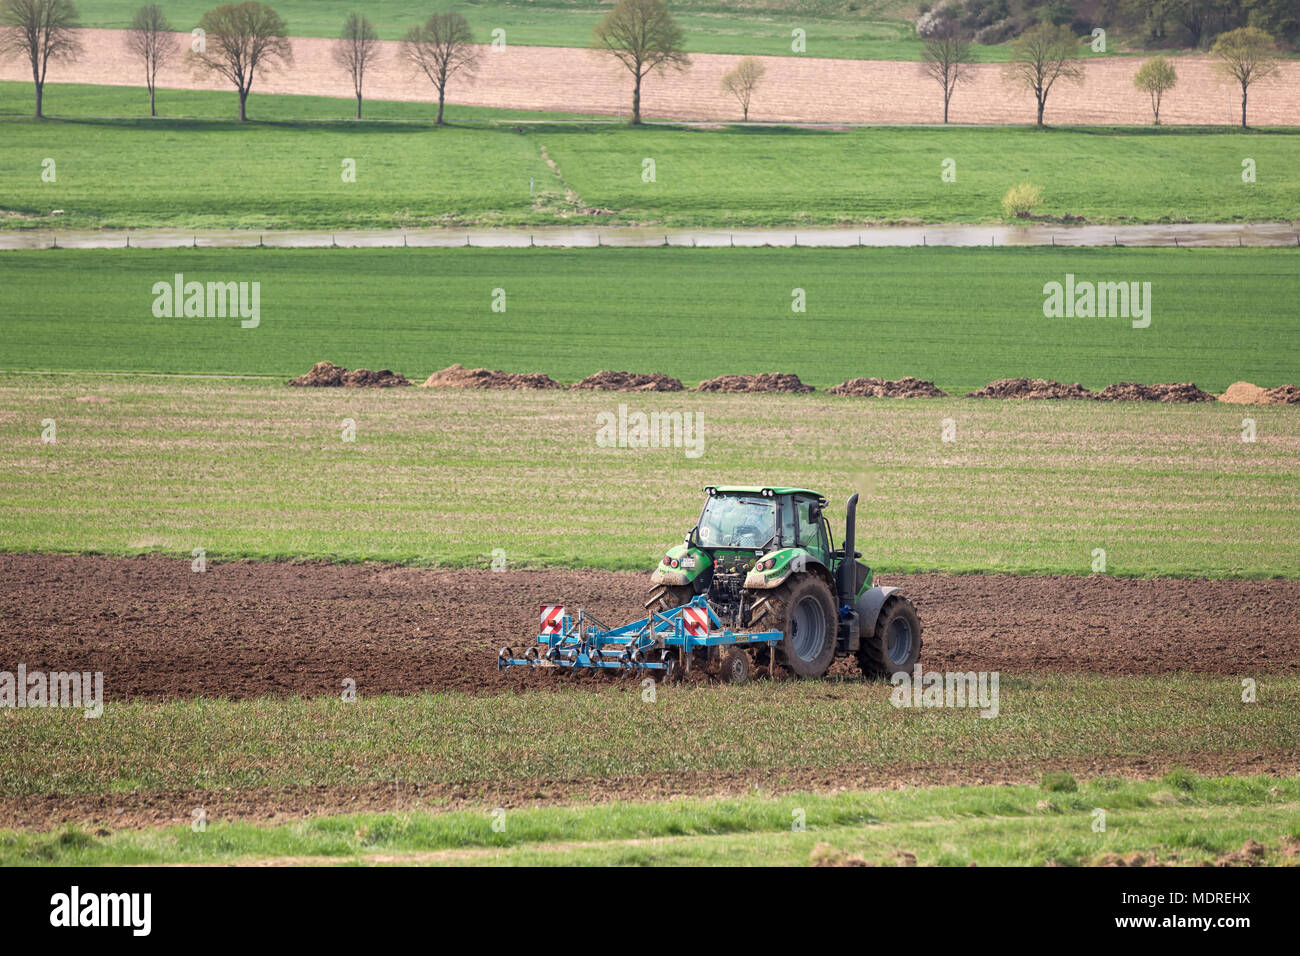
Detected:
[{"left": 696, "top": 495, "right": 777, "bottom": 550}]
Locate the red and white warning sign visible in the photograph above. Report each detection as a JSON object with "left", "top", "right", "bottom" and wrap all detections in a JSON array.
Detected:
[
  {"left": 682, "top": 606, "right": 710, "bottom": 637},
  {"left": 540, "top": 605, "right": 566, "bottom": 634}
]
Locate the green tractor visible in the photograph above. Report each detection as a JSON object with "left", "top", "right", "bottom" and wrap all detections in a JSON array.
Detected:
[{"left": 647, "top": 486, "right": 922, "bottom": 680}]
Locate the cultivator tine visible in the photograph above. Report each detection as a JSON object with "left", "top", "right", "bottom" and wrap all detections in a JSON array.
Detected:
[{"left": 497, "top": 593, "right": 780, "bottom": 677}]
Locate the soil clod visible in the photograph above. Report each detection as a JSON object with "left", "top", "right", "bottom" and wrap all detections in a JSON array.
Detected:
[
  {"left": 570, "top": 370, "right": 684, "bottom": 392},
  {"left": 288, "top": 361, "right": 411, "bottom": 388},
  {"left": 695, "top": 373, "right": 814, "bottom": 394},
  {"left": 1219, "top": 381, "right": 1300, "bottom": 405},
  {"left": 421, "top": 364, "right": 562, "bottom": 390},
  {"left": 1096, "top": 382, "right": 1215, "bottom": 403},
  {"left": 966, "top": 378, "right": 1098, "bottom": 400},
  {"left": 829, "top": 377, "right": 948, "bottom": 398}
]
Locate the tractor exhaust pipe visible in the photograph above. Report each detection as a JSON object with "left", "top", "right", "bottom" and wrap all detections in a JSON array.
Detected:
[{"left": 838, "top": 493, "right": 859, "bottom": 606}]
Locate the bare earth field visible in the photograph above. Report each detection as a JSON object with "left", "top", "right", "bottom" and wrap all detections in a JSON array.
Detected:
[
  {"left": 3, "top": 554, "right": 1297, "bottom": 701},
  {"left": 3, "top": 553, "right": 1298, "bottom": 830},
  {"left": 2, "top": 29, "right": 1296, "bottom": 125}
]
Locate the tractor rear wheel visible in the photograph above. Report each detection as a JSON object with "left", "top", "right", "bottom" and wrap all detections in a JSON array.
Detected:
[
  {"left": 646, "top": 583, "right": 693, "bottom": 614},
  {"left": 857, "top": 595, "right": 922, "bottom": 679},
  {"left": 775, "top": 576, "right": 837, "bottom": 678}
]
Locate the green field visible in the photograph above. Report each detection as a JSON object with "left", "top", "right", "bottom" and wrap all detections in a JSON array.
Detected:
[
  {"left": 4, "top": 247, "right": 1295, "bottom": 574},
  {"left": 3, "top": 675, "right": 1298, "bottom": 863},
  {"left": 4, "top": 90, "right": 1298, "bottom": 229},
  {"left": 7, "top": 774, "right": 1299, "bottom": 866},
  {"left": 0, "top": 80, "right": 603, "bottom": 124},
  {"left": 5, "top": 675, "right": 1294, "bottom": 796},
  {"left": 72, "top": 0, "right": 977, "bottom": 62},
  {"left": 1, "top": 248, "right": 1296, "bottom": 391},
  {"left": 2, "top": 375, "right": 1296, "bottom": 576}
]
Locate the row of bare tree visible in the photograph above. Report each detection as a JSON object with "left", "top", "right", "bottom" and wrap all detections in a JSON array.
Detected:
[
  {"left": 924, "top": 20, "right": 1283, "bottom": 128},
  {"left": 0, "top": 0, "right": 694, "bottom": 124},
  {"left": 0, "top": 0, "right": 1285, "bottom": 128}
]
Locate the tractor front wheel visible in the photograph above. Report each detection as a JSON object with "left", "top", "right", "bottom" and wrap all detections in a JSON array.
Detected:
[{"left": 777, "top": 576, "right": 837, "bottom": 678}]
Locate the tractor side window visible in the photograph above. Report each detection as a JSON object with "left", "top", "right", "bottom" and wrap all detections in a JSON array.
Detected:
[
  {"left": 797, "top": 500, "right": 823, "bottom": 550},
  {"left": 780, "top": 499, "right": 796, "bottom": 546}
]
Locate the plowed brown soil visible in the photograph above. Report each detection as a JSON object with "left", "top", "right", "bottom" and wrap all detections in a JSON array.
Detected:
[
  {"left": 570, "top": 370, "right": 684, "bottom": 391},
  {"left": 2, "top": 555, "right": 1296, "bottom": 703},
  {"left": 830, "top": 377, "right": 948, "bottom": 398},
  {"left": 695, "top": 373, "right": 814, "bottom": 393},
  {"left": 420, "top": 363, "right": 561, "bottom": 389},
  {"left": 4, "top": 30, "right": 1297, "bottom": 125}
]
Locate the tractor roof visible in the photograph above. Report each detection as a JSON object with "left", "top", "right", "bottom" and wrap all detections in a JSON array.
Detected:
[{"left": 708, "top": 485, "right": 823, "bottom": 498}]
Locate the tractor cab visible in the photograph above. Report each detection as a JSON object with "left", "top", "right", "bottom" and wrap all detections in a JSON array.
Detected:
[
  {"left": 649, "top": 486, "right": 845, "bottom": 627},
  {"left": 693, "top": 486, "right": 832, "bottom": 568}
]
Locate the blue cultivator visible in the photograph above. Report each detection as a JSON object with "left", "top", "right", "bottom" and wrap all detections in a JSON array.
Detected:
[{"left": 497, "top": 596, "right": 783, "bottom": 680}]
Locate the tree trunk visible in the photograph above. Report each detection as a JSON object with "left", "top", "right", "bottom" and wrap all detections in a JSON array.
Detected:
[
  {"left": 1241, "top": 88, "right": 1247, "bottom": 129},
  {"left": 944, "top": 89, "right": 951, "bottom": 124},
  {"left": 356, "top": 92, "right": 362, "bottom": 120},
  {"left": 239, "top": 88, "right": 248, "bottom": 122},
  {"left": 149, "top": 83, "right": 156, "bottom": 117},
  {"left": 632, "top": 73, "right": 642, "bottom": 125},
  {"left": 436, "top": 87, "right": 445, "bottom": 125},
  {"left": 1036, "top": 95, "right": 1045, "bottom": 127},
  {"left": 34, "top": 81, "right": 43, "bottom": 119}
]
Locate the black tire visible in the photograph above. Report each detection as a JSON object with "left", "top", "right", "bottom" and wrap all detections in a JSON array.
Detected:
[
  {"left": 647, "top": 583, "right": 694, "bottom": 614},
  {"left": 857, "top": 595, "right": 922, "bottom": 679},
  {"left": 718, "top": 647, "right": 752, "bottom": 684},
  {"left": 777, "top": 575, "right": 838, "bottom": 678}
]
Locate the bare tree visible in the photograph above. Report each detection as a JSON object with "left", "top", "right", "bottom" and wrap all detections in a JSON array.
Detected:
[
  {"left": 0, "top": 0, "right": 82, "bottom": 118},
  {"left": 1211, "top": 26, "right": 1280, "bottom": 130},
  {"left": 1132, "top": 55, "right": 1177, "bottom": 125},
  {"left": 332, "top": 12, "right": 379, "bottom": 120},
  {"left": 126, "top": 4, "right": 179, "bottom": 117},
  {"left": 593, "top": 0, "right": 689, "bottom": 125},
  {"left": 188, "top": 2, "right": 292, "bottom": 122},
  {"left": 921, "top": 21, "right": 972, "bottom": 124},
  {"left": 1002, "top": 23, "right": 1084, "bottom": 127},
  {"left": 720, "top": 57, "right": 764, "bottom": 121},
  {"left": 402, "top": 12, "right": 477, "bottom": 126}
]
